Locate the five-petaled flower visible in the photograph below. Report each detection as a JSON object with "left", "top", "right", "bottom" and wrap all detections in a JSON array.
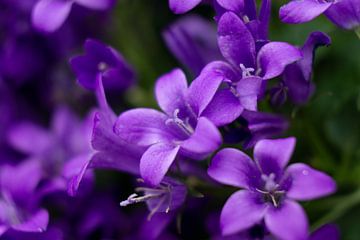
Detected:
[{"left": 208, "top": 137, "right": 336, "bottom": 239}]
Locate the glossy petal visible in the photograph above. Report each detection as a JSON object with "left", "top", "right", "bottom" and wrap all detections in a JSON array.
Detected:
[
  {"left": 114, "top": 108, "right": 173, "bottom": 146},
  {"left": 155, "top": 68, "right": 188, "bottom": 116},
  {"left": 286, "top": 163, "right": 336, "bottom": 201},
  {"left": 221, "top": 190, "right": 267, "bottom": 236},
  {"left": 201, "top": 89, "right": 243, "bottom": 126},
  {"left": 180, "top": 117, "right": 221, "bottom": 160},
  {"left": 187, "top": 64, "right": 224, "bottom": 115},
  {"left": 254, "top": 137, "right": 296, "bottom": 176},
  {"left": 140, "top": 143, "right": 180, "bottom": 186},
  {"left": 218, "top": 12, "right": 256, "bottom": 68},
  {"left": 236, "top": 76, "right": 263, "bottom": 111},
  {"left": 169, "top": 0, "right": 202, "bottom": 14},
  {"left": 162, "top": 15, "right": 221, "bottom": 75},
  {"left": 32, "top": 0, "right": 73, "bottom": 32},
  {"left": 325, "top": 0, "right": 360, "bottom": 30},
  {"left": 257, "top": 42, "right": 302, "bottom": 80},
  {"left": 208, "top": 148, "right": 260, "bottom": 189},
  {"left": 217, "top": 0, "right": 244, "bottom": 14},
  {"left": 280, "top": 0, "right": 332, "bottom": 24},
  {"left": 75, "top": 0, "right": 114, "bottom": 10},
  {"left": 265, "top": 200, "right": 308, "bottom": 240}
]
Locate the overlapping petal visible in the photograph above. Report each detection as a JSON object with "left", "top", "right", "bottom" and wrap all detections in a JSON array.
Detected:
[
  {"left": 208, "top": 148, "right": 260, "bottom": 189},
  {"left": 218, "top": 12, "right": 256, "bottom": 68},
  {"left": 140, "top": 143, "right": 180, "bottom": 186},
  {"left": 114, "top": 108, "right": 173, "bottom": 146},
  {"left": 221, "top": 190, "right": 267, "bottom": 236},
  {"left": 180, "top": 117, "right": 221, "bottom": 160},
  {"left": 257, "top": 42, "right": 302, "bottom": 80},
  {"left": 155, "top": 68, "right": 188, "bottom": 116}
]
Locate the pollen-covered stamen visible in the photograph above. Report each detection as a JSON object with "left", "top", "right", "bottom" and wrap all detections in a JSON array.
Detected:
[
  {"left": 256, "top": 173, "right": 285, "bottom": 207},
  {"left": 240, "top": 64, "right": 255, "bottom": 78},
  {"left": 120, "top": 193, "right": 162, "bottom": 207},
  {"left": 120, "top": 183, "right": 174, "bottom": 220},
  {"left": 165, "top": 109, "right": 194, "bottom": 136}
]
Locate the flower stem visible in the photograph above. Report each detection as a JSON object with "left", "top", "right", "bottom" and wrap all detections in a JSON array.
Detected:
[
  {"left": 311, "top": 188, "right": 360, "bottom": 231},
  {"left": 355, "top": 27, "right": 360, "bottom": 40}
]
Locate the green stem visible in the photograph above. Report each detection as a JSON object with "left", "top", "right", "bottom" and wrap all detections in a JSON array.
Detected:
[
  {"left": 355, "top": 27, "right": 360, "bottom": 40},
  {"left": 311, "top": 188, "right": 360, "bottom": 230}
]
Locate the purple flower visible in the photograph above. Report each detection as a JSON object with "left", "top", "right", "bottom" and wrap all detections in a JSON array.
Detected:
[
  {"left": 271, "top": 31, "right": 331, "bottom": 105},
  {"left": 0, "top": 160, "right": 49, "bottom": 236},
  {"left": 208, "top": 137, "right": 336, "bottom": 239},
  {"left": 114, "top": 67, "right": 237, "bottom": 186},
  {"left": 70, "top": 39, "right": 135, "bottom": 92},
  {"left": 32, "top": 0, "right": 115, "bottom": 32},
  {"left": 280, "top": 0, "right": 360, "bottom": 30},
  {"left": 68, "top": 76, "right": 144, "bottom": 196},
  {"left": 120, "top": 177, "right": 187, "bottom": 219},
  {"left": 8, "top": 106, "right": 94, "bottom": 194},
  {"left": 163, "top": 15, "right": 222, "bottom": 76},
  {"left": 217, "top": 12, "right": 302, "bottom": 82}
]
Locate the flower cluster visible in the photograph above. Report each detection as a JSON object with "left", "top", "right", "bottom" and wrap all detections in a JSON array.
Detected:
[{"left": 0, "top": 0, "right": 358, "bottom": 239}]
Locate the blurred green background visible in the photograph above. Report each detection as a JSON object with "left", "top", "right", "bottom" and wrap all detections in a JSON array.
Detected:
[{"left": 105, "top": 1, "right": 360, "bottom": 239}]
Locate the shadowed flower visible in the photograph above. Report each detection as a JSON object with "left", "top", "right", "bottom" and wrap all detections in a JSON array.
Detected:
[
  {"left": 70, "top": 39, "right": 135, "bottom": 92},
  {"left": 271, "top": 31, "right": 331, "bottom": 105},
  {"left": 208, "top": 137, "right": 336, "bottom": 239},
  {"left": 32, "top": 0, "right": 115, "bottom": 32}
]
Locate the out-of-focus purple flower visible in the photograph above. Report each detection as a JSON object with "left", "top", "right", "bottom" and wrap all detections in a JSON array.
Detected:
[
  {"left": 32, "top": 0, "right": 115, "bottom": 32},
  {"left": 280, "top": 0, "right": 360, "bottom": 30},
  {"left": 208, "top": 137, "right": 336, "bottom": 239},
  {"left": 223, "top": 110, "right": 289, "bottom": 149},
  {"left": 0, "top": 160, "right": 49, "bottom": 236},
  {"left": 272, "top": 31, "right": 331, "bottom": 105},
  {"left": 120, "top": 177, "right": 187, "bottom": 219},
  {"left": 8, "top": 106, "right": 94, "bottom": 194},
  {"left": 70, "top": 39, "right": 135, "bottom": 92},
  {"left": 115, "top": 67, "right": 236, "bottom": 186},
  {"left": 163, "top": 15, "right": 222, "bottom": 76}
]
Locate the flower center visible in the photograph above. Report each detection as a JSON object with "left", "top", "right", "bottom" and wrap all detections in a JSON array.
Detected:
[
  {"left": 256, "top": 173, "right": 285, "bottom": 207},
  {"left": 98, "top": 62, "right": 109, "bottom": 72},
  {"left": 240, "top": 64, "right": 255, "bottom": 78},
  {"left": 165, "top": 109, "right": 194, "bottom": 136}
]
